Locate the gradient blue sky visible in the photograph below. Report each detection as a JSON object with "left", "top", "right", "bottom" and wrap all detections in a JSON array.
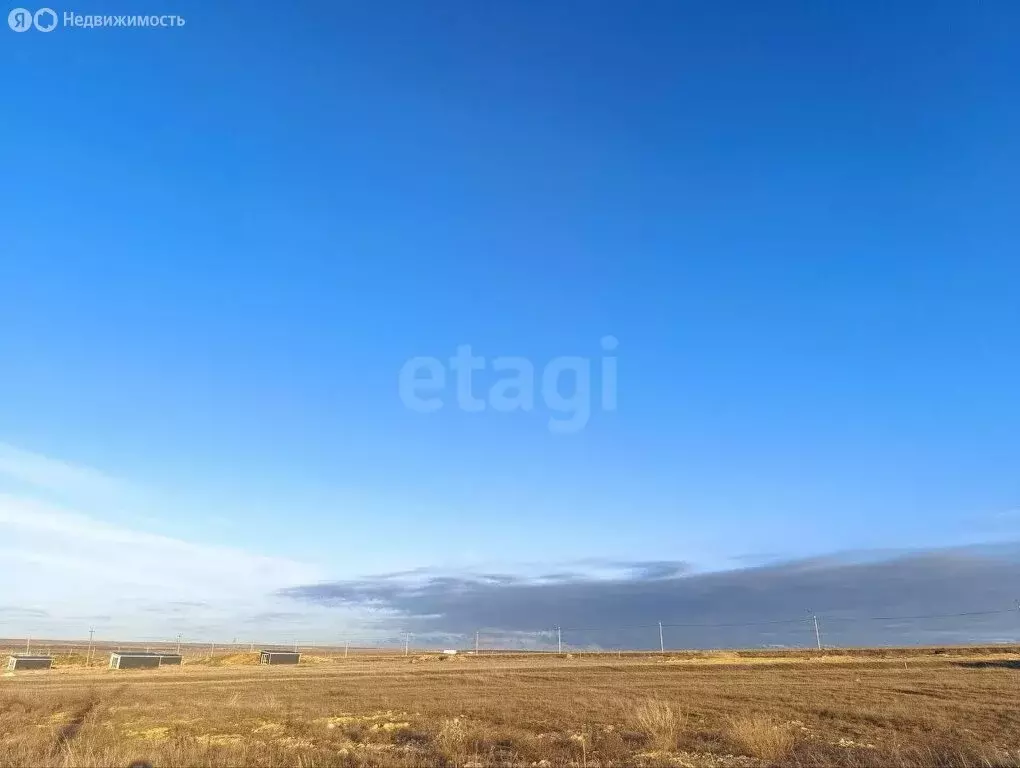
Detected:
[{"left": 1, "top": 1, "right": 1018, "bottom": 641}]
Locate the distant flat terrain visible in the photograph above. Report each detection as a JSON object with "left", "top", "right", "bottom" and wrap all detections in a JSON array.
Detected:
[{"left": 2, "top": 647, "right": 1019, "bottom": 766}]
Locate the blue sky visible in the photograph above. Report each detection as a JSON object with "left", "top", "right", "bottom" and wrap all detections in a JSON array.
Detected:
[{"left": 1, "top": 1, "right": 1018, "bottom": 644}]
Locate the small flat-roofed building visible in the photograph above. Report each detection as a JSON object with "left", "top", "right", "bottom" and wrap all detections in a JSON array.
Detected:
[
  {"left": 7, "top": 655, "right": 53, "bottom": 671},
  {"left": 109, "top": 652, "right": 167, "bottom": 669},
  {"left": 259, "top": 650, "right": 300, "bottom": 665}
]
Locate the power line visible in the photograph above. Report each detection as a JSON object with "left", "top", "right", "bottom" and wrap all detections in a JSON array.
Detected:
[
  {"left": 11, "top": 605, "right": 1018, "bottom": 657},
  {"left": 553, "top": 607, "right": 1015, "bottom": 633},
  {"left": 822, "top": 608, "right": 1012, "bottom": 623}
]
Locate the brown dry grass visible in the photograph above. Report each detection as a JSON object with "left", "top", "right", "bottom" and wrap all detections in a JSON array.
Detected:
[
  {"left": 1, "top": 647, "right": 1020, "bottom": 766},
  {"left": 727, "top": 713, "right": 796, "bottom": 761},
  {"left": 632, "top": 698, "right": 686, "bottom": 751}
]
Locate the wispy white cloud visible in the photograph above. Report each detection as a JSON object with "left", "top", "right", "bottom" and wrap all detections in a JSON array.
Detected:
[
  {"left": 0, "top": 493, "right": 317, "bottom": 591},
  {"left": 0, "top": 442, "right": 357, "bottom": 642},
  {"left": 0, "top": 442, "right": 124, "bottom": 499}
]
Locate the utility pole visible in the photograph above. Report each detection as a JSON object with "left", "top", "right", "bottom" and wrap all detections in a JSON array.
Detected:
[
  {"left": 557, "top": 626, "right": 562, "bottom": 654},
  {"left": 87, "top": 627, "right": 94, "bottom": 666},
  {"left": 812, "top": 614, "right": 822, "bottom": 651},
  {"left": 176, "top": 633, "right": 182, "bottom": 654},
  {"left": 475, "top": 631, "right": 479, "bottom": 655},
  {"left": 26, "top": 636, "right": 30, "bottom": 654},
  {"left": 211, "top": 641, "right": 216, "bottom": 657},
  {"left": 344, "top": 641, "right": 349, "bottom": 659},
  {"left": 659, "top": 622, "right": 664, "bottom": 653}
]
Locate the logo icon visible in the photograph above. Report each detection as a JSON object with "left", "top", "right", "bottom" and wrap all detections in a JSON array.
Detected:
[
  {"left": 8, "top": 7, "right": 32, "bottom": 31},
  {"left": 8, "top": 6, "right": 57, "bottom": 31},
  {"left": 33, "top": 7, "right": 56, "bottom": 30}
]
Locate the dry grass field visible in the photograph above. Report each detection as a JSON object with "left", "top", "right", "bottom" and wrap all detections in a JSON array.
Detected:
[{"left": 2, "top": 646, "right": 1019, "bottom": 767}]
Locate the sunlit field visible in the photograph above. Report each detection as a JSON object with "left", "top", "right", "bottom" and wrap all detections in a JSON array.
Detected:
[{"left": 3, "top": 645, "right": 1019, "bottom": 767}]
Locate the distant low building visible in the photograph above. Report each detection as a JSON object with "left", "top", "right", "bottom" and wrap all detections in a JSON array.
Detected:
[
  {"left": 109, "top": 652, "right": 182, "bottom": 669},
  {"left": 7, "top": 655, "right": 53, "bottom": 671},
  {"left": 259, "top": 650, "right": 300, "bottom": 665}
]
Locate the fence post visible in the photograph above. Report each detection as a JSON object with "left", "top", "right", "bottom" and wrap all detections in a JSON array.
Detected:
[{"left": 659, "top": 622, "right": 664, "bottom": 653}]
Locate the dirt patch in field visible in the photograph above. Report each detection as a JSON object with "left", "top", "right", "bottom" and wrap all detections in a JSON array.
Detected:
[{"left": 123, "top": 726, "right": 170, "bottom": 741}]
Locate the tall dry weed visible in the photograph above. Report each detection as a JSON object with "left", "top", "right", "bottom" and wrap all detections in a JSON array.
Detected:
[
  {"left": 727, "top": 713, "right": 796, "bottom": 761},
  {"left": 436, "top": 716, "right": 471, "bottom": 764},
  {"left": 632, "top": 698, "right": 685, "bottom": 751}
]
